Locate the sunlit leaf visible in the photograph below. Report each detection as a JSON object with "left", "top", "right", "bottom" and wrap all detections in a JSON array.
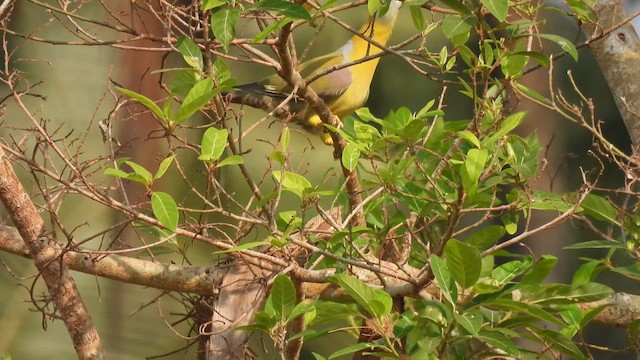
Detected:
[
  {"left": 176, "top": 36, "right": 203, "bottom": 71},
  {"left": 116, "top": 87, "right": 166, "bottom": 121},
  {"left": 175, "top": 77, "right": 216, "bottom": 123},
  {"left": 124, "top": 160, "right": 153, "bottom": 185},
  {"left": 251, "top": 0, "right": 312, "bottom": 20},
  {"left": 342, "top": 143, "right": 361, "bottom": 170},
  {"left": 480, "top": 0, "right": 508, "bottom": 21},
  {"left": 217, "top": 155, "right": 243, "bottom": 167},
  {"left": 152, "top": 192, "right": 179, "bottom": 232},
  {"left": 155, "top": 155, "right": 175, "bottom": 180},
  {"left": 272, "top": 170, "right": 312, "bottom": 198},
  {"left": 211, "top": 7, "right": 240, "bottom": 52},
  {"left": 198, "top": 127, "right": 228, "bottom": 162}
]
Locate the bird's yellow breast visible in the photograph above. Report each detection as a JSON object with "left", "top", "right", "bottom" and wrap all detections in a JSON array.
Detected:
[{"left": 305, "top": 22, "right": 391, "bottom": 130}]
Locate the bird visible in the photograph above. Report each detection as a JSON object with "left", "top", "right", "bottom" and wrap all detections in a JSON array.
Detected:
[{"left": 225, "top": 1, "right": 402, "bottom": 145}]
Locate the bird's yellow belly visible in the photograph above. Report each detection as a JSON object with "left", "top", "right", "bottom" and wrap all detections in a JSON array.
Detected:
[
  {"left": 304, "top": 79, "right": 370, "bottom": 130},
  {"left": 328, "top": 86, "right": 370, "bottom": 118}
]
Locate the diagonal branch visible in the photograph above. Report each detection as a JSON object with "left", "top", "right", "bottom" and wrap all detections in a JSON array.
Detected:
[{"left": 0, "top": 147, "right": 105, "bottom": 360}]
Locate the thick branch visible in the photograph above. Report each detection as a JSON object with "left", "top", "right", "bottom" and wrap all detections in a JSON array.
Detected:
[
  {"left": 583, "top": 0, "right": 640, "bottom": 150},
  {"left": 0, "top": 148, "right": 105, "bottom": 360},
  {"left": 207, "top": 261, "right": 271, "bottom": 360},
  {"left": 0, "top": 226, "right": 223, "bottom": 295},
  {"left": 273, "top": 21, "right": 364, "bottom": 226},
  {"left": 579, "top": 292, "right": 640, "bottom": 327}
]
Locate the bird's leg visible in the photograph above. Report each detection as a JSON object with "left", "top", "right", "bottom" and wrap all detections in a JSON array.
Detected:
[{"left": 307, "top": 114, "right": 344, "bottom": 145}]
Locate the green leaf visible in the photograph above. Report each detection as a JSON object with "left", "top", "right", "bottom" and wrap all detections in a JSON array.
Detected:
[
  {"left": 198, "top": 127, "right": 228, "bottom": 162},
  {"left": 175, "top": 77, "right": 216, "bottom": 124},
  {"left": 151, "top": 192, "right": 179, "bottom": 232},
  {"left": 492, "top": 257, "right": 533, "bottom": 284},
  {"left": 342, "top": 143, "right": 361, "bottom": 170},
  {"left": 201, "top": 0, "right": 227, "bottom": 11},
  {"left": 328, "top": 343, "right": 375, "bottom": 359},
  {"left": 211, "top": 7, "right": 240, "bottom": 52},
  {"left": 537, "top": 329, "right": 584, "bottom": 358},
  {"left": 272, "top": 170, "right": 312, "bottom": 198},
  {"left": 254, "top": 310, "right": 279, "bottom": 329},
  {"left": 280, "top": 127, "right": 290, "bottom": 153},
  {"left": 368, "top": 0, "right": 381, "bottom": 15},
  {"left": 461, "top": 148, "right": 488, "bottom": 195},
  {"left": 484, "top": 111, "right": 526, "bottom": 145},
  {"left": 116, "top": 87, "right": 166, "bottom": 121},
  {"left": 155, "top": 155, "right": 175, "bottom": 180},
  {"left": 288, "top": 328, "right": 316, "bottom": 341},
  {"left": 439, "top": 0, "right": 472, "bottom": 14},
  {"left": 176, "top": 36, "right": 203, "bottom": 71},
  {"left": 507, "top": 189, "right": 577, "bottom": 212},
  {"left": 444, "top": 239, "right": 482, "bottom": 288},
  {"left": 527, "top": 283, "right": 613, "bottom": 305},
  {"left": 253, "top": 18, "right": 292, "bottom": 42},
  {"left": 580, "top": 194, "right": 619, "bottom": 225},
  {"left": 458, "top": 130, "right": 480, "bottom": 148},
  {"left": 484, "top": 298, "right": 563, "bottom": 326},
  {"left": 454, "top": 311, "right": 483, "bottom": 335},
  {"left": 563, "top": 240, "right": 624, "bottom": 250},
  {"left": 501, "top": 53, "right": 529, "bottom": 77},
  {"left": 251, "top": 0, "right": 312, "bottom": 20},
  {"left": 288, "top": 300, "right": 316, "bottom": 323},
  {"left": 312, "top": 353, "right": 328, "bottom": 360},
  {"left": 410, "top": 5, "right": 425, "bottom": 31},
  {"left": 465, "top": 149, "right": 489, "bottom": 180},
  {"left": 521, "top": 255, "right": 557, "bottom": 284},
  {"left": 270, "top": 275, "right": 297, "bottom": 320},
  {"left": 217, "top": 155, "right": 243, "bottom": 167},
  {"left": 104, "top": 167, "right": 129, "bottom": 180},
  {"left": 475, "top": 330, "right": 520, "bottom": 357},
  {"left": 430, "top": 255, "right": 458, "bottom": 304},
  {"left": 442, "top": 15, "right": 477, "bottom": 39},
  {"left": 213, "top": 241, "right": 270, "bottom": 254},
  {"left": 466, "top": 225, "right": 506, "bottom": 249},
  {"left": 480, "top": 0, "right": 508, "bottom": 21},
  {"left": 329, "top": 274, "right": 392, "bottom": 318},
  {"left": 269, "top": 151, "right": 285, "bottom": 165},
  {"left": 580, "top": 304, "right": 609, "bottom": 328},
  {"left": 534, "top": 33, "right": 578, "bottom": 61},
  {"left": 572, "top": 260, "right": 603, "bottom": 284},
  {"left": 610, "top": 264, "right": 640, "bottom": 279},
  {"left": 212, "top": 58, "right": 234, "bottom": 88},
  {"left": 313, "top": 301, "right": 361, "bottom": 325},
  {"left": 515, "top": 83, "right": 551, "bottom": 105},
  {"left": 169, "top": 70, "right": 198, "bottom": 96},
  {"left": 124, "top": 161, "right": 153, "bottom": 185},
  {"left": 501, "top": 213, "right": 518, "bottom": 235}
]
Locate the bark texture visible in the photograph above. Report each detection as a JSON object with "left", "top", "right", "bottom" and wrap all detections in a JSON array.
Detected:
[
  {"left": 584, "top": 0, "right": 640, "bottom": 149},
  {"left": 0, "top": 148, "right": 105, "bottom": 359}
]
